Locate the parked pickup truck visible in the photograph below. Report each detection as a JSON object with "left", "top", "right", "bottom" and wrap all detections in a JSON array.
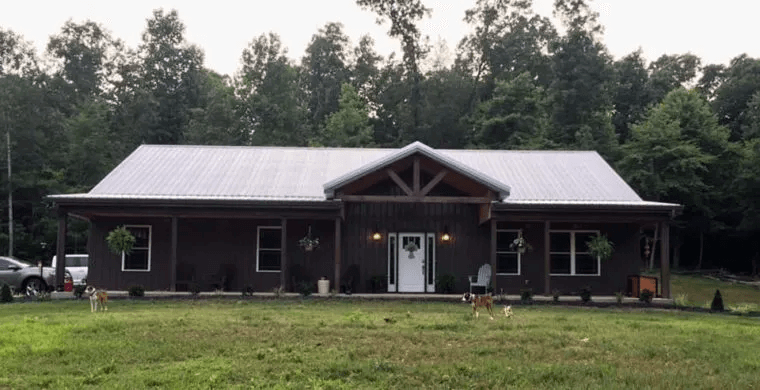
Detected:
[{"left": 51, "top": 254, "right": 89, "bottom": 286}]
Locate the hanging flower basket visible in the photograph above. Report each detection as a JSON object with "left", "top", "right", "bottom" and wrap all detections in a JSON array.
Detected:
[
  {"left": 404, "top": 241, "right": 419, "bottom": 258},
  {"left": 586, "top": 234, "right": 614, "bottom": 261},
  {"left": 299, "top": 226, "right": 320, "bottom": 252},
  {"left": 509, "top": 233, "right": 532, "bottom": 254}
]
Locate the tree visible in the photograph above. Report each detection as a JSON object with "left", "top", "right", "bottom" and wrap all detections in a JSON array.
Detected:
[
  {"left": 137, "top": 9, "right": 205, "bottom": 144},
  {"left": 712, "top": 54, "right": 760, "bottom": 140},
  {"left": 320, "top": 83, "right": 374, "bottom": 147},
  {"left": 612, "top": 49, "right": 651, "bottom": 143},
  {"left": 184, "top": 70, "right": 245, "bottom": 145},
  {"left": 548, "top": 0, "right": 617, "bottom": 157},
  {"left": 0, "top": 28, "right": 39, "bottom": 77},
  {"left": 301, "top": 23, "right": 351, "bottom": 131},
  {"left": 46, "top": 20, "right": 125, "bottom": 106},
  {"left": 470, "top": 72, "right": 552, "bottom": 149},
  {"left": 356, "top": 0, "right": 431, "bottom": 137},
  {"left": 619, "top": 88, "right": 735, "bottom": 269},
  {"left": 237, "top": 33, "right": 309, "bottom": 146},
  {"left": 350, "top": 35, "right": 383, "bottom": 106},
  {"left": 457, "top": 0, "right": 556, "bottom": 103},
  {"left": 646, "top": 53, "right": 701, "bottom": 105}
]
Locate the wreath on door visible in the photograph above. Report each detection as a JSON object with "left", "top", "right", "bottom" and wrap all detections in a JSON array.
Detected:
[{"left": 404, "top": 241, "right": 419, "bottom": 258}]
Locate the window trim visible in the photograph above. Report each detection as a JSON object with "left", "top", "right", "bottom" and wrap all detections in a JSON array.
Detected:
[
  {"left": 495, "top": 229, "right": 522, "bottom": 276},
  {"left": 549, "top": 230, "right": 601, "bottom": 276},
  {"left": 256, "top": 226, "right": 282, "bottom": 273},
  {"left": 121, "top": 225, "right": 152, "bottom": 272}
]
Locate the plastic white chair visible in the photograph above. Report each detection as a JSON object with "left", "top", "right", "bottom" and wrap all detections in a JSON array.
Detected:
[{"left": 468, "top": 264, "right": 492, "bottom": 294}]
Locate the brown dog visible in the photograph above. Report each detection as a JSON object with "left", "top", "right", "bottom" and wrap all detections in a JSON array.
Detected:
[
  {"left": 85, "top": 286, "right": 108, "bottom": 312},
  {"left": 462, "top": 292, "right": 494, "bottom": 320}
]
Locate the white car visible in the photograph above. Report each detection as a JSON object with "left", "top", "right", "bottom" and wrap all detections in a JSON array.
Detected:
[{"left": 51, "top": 254, "right": 89, "bottom": 286}]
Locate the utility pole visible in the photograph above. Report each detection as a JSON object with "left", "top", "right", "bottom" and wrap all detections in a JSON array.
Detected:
[{"left": 6, "top": 130, "right": 11, "bottom": 258}]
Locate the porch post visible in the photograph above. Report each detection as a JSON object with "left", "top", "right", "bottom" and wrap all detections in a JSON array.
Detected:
[
  {"left": 280, "top": 218, "right": 288, "bottom": 290},
  {"left": 55, "top": 210, "right": 68, "bottom": 290},
  {"left": 660, "top": 221, "right": 671, "bottom": 298},
  {"left": 170, "top": 216, "right": 178, "bottom": 292},
  {"left": 544, "top": 220, "right": 551, "bottom": 295},
  {"left": 334, "top": 217, "right": 341, "bottom": 293},
  {"left": 490, "top": 219, "right": 497, "bottom": 293}
]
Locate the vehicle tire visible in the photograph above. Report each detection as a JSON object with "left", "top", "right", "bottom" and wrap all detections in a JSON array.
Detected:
[{"left": 22, "top": 277, "right": 47, "bottom": 297}]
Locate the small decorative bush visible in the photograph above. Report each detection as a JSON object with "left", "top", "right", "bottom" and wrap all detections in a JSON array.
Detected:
[
  {"left": 520, "top": 288, "right": 533, "bottom": 304},
  {"left": 615, "top": 291, "right": 624, "bottom": 304},
  {"left": 106, "top": 226, "right": 136, "bottom": 255},
  {"left": 1, "top": 284, "right": 13, "bottom": 303},
  {"left": 369, "top": 275, "right": 387, "bottom": 293},
  {"left": 128, "top": 285, "right": 145, "bottom": 297},
  {"left": 189, "top": 282, "right": 201, "bottom": 297},
  {"left": 272, "top": 286, "right": 285, "bottom": 298},
  {"left": 73, "top": 285, "right": 87, "bottom": 299},
  {"left": 674, "top": 293, "right": 688, "bottom": 307},
  {"left": 298, "top": 281, "right": 313, "bottom": 297},
  {"left": 711, "top": 289, "right": 724, "bottom": 312},
  {"left": 580, "top": 286, "right": 592, "bottom": 303},
  {"left": 639, "top": 289, "right": 653, "bottom": 304},
  {"left": 241, "top": 285, "right": 255, "bottom": 297},
  {"left": 552, "top": 289, "right": 561, "bottom": 303},
  {"left": 435, "top": 274, "right": 456, "bottom": 294}
]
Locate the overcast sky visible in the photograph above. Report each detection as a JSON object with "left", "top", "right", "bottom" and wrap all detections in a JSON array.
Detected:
[{"left": 2, "top": 0, "right": 758, "bottom": 77}]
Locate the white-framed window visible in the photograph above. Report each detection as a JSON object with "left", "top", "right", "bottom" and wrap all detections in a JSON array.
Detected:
[
  {"left": 122, "top": 225, "right": 151, "bottom": 272},
  {"left": 257, "top": 226, "right": 282, "bottom": 272},
  {"left": 496, "top": 229, "right": 521, "bottom": 275},
  {"left": 550, "top": 230, "right": 601, "bottom": 276}
]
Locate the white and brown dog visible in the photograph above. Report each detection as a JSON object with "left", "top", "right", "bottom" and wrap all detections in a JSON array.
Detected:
[
  {"left": 84, "top": 286, "right": 108, "bottom": 312},
  {"left": 462, "top": 292, "right": 495, "bottom": 320}
]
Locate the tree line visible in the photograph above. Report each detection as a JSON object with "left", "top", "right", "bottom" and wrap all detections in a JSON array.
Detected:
[{"left": 1, "top": 0, "right": 759, "bottom": 274}]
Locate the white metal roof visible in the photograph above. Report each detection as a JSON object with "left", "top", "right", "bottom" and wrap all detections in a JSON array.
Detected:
[{"left": 51, "top": 142, "right": 678, "bottom": 209}]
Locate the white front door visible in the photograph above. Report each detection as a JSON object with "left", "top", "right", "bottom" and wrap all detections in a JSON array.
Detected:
[{"left": 398, "top": 233, "right": 425, "bottom": 292}]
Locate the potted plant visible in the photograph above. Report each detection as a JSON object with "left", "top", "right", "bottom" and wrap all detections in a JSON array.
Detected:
[
  {"left": 299, "top": 226, "right": 320, "bottom": 252},
  {"left": 106, "top": 226, "right": 135, "bottom": 256},
  {"left": 509, "top": 232, "right": 532, "bottom": 254},
  {"left": 586, "top": 234, "right": 614, "bottom": 261},
  {"left": 404, "top": 241, "right": 419, "bottom": 258}
]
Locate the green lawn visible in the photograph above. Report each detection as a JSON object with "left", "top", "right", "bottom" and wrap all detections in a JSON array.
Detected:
[
  {"left": 1, "top": 299, "right": 759, "bottom": 389},
  {"left": 671, "top": 274, "right": 760, "bottom": 311}
]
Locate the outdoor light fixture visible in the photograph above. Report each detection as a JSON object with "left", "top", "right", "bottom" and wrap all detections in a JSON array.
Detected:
[
  {"left": 372, "top": 225, "right": 382, "bottom": 241},
  {"left": 441, "top": 226, "right": 451, "bottom": 242}
]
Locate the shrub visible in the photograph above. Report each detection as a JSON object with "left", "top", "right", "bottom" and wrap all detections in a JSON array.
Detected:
[
  {"left": 241, "top": 285, "right": 255, "bottom": 297},
  {"left": 128, "top": 285, "right": 145, "bottom": 297},
  {"left": 369, "top": 275, "right": 386, "bottom": 293},
  {"left": 73, "top": 285, "right": 87, "bottom": 299},
  {"left": 674, "top": 293, "right": 688, "bottom": 307},
  {"left": 615, "top": 291, "right": 624, "bottom": 304},
  {"left": 435, "top": 274, "right": 456, "bottom": 294},
  {"left": 272, "top": 286, "right": 285, "bottom": 298},
  {"left": 580, "top": 286, "right": 592, "bottom": 303},
  {"left": 552, "top": 289, "right": 561, "bottom": 303},
  {"left": 711, "top": 289, "right": 724, "bottom": 312},
  {"left": 639, "top": 289, "right": 653, "bottom": 304},
  {"left": 188, "top": 282, "right": 201, "bottom": 297},
  {"left": 1, "top": 284, "right": 13, "bottom": 303},
  {"left": 520, "top": 288, "right": 533, "bottom": 304},
  {"left": 298, "top": 281, "right": 313, "bottom": 297}
]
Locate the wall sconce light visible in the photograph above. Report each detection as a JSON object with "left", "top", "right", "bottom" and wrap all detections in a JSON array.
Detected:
[
  {"left": 372, "top": 225, "right": 382, "bottom": 241},
  {"left": 441, "top": 226, "right": 451, "bottom": 242}
]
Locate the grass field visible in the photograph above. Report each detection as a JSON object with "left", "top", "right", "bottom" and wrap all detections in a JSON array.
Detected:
[
  {"left": 1, "top": 299, "right": 759, "bottom": 389},
  {"left": 671, "top": 274, "right": 760, "bottom": 311}
]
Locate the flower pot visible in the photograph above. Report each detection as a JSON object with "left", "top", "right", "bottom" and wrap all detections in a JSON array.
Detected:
[{"left": 317, "top": 278, "right": 330, "bottom": 295}]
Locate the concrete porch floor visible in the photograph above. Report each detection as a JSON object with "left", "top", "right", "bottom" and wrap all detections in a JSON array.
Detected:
[{"left": 51, "top": 290, "right": 673, "bottom": 304}]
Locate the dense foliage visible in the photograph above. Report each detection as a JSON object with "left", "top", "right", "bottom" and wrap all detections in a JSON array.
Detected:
[{"left": 1, "top": 0, "right": 759, "bottom": 273}]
